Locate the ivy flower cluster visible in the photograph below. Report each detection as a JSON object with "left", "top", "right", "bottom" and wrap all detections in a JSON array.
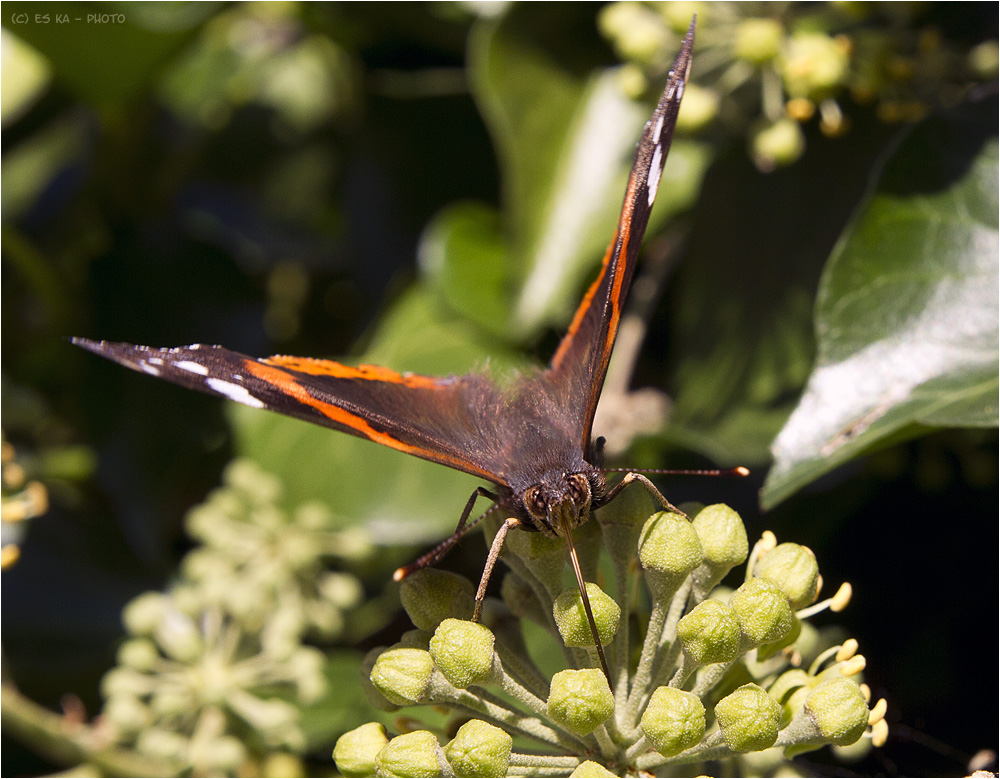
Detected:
[
  {"left": 335, "top": 496, "right": 887, "bottom": 777},
  {"left": 598, "top": 1, "right": 998, "bottom": 170},
  {"left": 98, "top": 460, "right": 373, "bottom": 776}
]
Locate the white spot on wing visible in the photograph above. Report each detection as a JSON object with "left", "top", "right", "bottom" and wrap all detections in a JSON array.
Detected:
[
  {"left": 653, "top": 114, "right": 664, "bottom": 140},
  {"left": 647, "top": 144, "right": 664, "bottom": 206},
  {"left": 174, "top": 360, "right": 209, "bottom": 376},
  {"left": 149, "top": 357, "right": 164, "bottom": 366},
  {"left": 139, "top": 362, "right": 161, "bottom": 376},
  {"left": 206, "top": 378, "right": 266, "bottom": 408}
]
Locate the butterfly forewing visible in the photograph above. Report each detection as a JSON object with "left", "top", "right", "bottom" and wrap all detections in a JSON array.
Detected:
[
  {"left": 548, "top": 22, "right": 694, "bottom": 453},
  {"left": 72, "top": 339, "right": 511, "bottom": 486}
]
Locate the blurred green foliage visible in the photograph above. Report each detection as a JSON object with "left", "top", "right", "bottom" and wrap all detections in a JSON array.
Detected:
[{"left": 2, "top": 2, "right": 996, "bottom": 776}]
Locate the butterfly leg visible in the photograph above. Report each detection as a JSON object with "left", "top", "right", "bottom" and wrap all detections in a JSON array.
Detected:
[
  {"left": 603, "top": 472, "right": 686, "bottom": 517},
  {"left": 393, "top": 486, "right": 499, "bottom": 582},
  {"left": 472, "top": 516, "right": 521, "bottom": 622}
]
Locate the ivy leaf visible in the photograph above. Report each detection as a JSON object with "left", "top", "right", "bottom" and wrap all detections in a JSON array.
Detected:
[{"left": 762, "top": 98, "right": 998, "bottom": 509}]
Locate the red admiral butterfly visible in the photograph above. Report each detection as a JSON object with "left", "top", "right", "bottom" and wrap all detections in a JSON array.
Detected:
[{"left": 75, "top": 23, "right": 698, "bottom": 688}]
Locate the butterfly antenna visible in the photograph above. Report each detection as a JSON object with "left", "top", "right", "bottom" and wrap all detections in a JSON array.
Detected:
[
  {"left": 602, "top": 466, "right": 750, "bottom": 478},
  {"left": 560, "top": 514, "right": 614, "bottom": 693},
  {"left": 393, "top": 502, "right": 500, "bottom": 582}
]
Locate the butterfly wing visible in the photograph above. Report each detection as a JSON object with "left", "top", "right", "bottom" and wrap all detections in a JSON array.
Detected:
[
  {"left": 72, "top": 338, "right": 512, "bottom": 486},
  {"left": 547, "top": 21, "right": 694, "bottom": 452}
]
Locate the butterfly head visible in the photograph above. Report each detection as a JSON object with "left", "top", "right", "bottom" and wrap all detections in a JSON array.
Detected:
[{"left": 519, "top": 471, "right": 601, "bottom": 538}]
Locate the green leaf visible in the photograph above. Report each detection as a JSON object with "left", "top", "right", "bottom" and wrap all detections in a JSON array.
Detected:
[
  {"left": 457, "top": 6, "right": 709, "bottom": 338},
  {"left": 228, "top": 285, "right": 525, "bottom": 542},
  {"left": 762, "top": 99, "right": 998, "bottom": 509},
  {"left": 419, "top": 201, "right": 510, "bottom": 337},
  {"left": 6, "top": 2, "right": 216, "bottom": 107}
]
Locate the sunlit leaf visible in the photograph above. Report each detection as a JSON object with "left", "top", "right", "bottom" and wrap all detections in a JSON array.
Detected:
[{"left": 763, "top": 99, "right": 998, "bottom": 509}]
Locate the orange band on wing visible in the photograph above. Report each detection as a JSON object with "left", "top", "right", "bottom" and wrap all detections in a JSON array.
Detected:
[
  {"left": 551, "top": 244, "right": 614, "bottom": 369},
  {"left": 264, "top": 355, "right": 441, "bottom": 389},
  {"left": 243, "top": 360, "right": 496, "bottom": 482}
]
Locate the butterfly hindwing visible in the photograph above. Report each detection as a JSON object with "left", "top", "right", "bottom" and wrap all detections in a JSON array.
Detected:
[
  {"left": 548, "top": 22, "right": 694, "bottom": 452},
  {"left": 72, "top": 339, "right": 510, "bottom": 486}
]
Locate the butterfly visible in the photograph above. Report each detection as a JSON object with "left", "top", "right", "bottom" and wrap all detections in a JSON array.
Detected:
[{"left": 75, "top": 22, "right": 697, "bottom": 688}]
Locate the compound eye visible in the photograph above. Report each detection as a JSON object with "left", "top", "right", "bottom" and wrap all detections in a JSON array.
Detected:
[
  {"left": 524, "top": 486, "right": 547, "bottom": 519},
  {"left": 567, "top": 473, "right": 591, "bottom": 506}
]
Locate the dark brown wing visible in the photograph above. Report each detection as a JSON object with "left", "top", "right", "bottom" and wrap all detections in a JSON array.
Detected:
[
  {"left": 547, "top": 21, "right": 694, "bottom": 452},
  {"left": 72, "top": 339, "right": 512, "bottom": 486}
]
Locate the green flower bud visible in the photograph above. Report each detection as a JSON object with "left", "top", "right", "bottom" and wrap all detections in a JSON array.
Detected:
[
  {"left": 730, "top": 578, "right": 794, "bottom": 647},
  {"left": 692, "top": 504, "right": 748, "bottom": 567},
  {"left": 661, "top": 1, "right": 704, "bottom": 34},
  {"left": 804, "top": 678, "right": 869, "bottom": 746},
  {"left": 715, "top": 683, "right": 782, "bottom": 752},
  {"left": 150, "top": 687, "right": 191, "bottom": 717},
  {"left": 444, "top": 720, "right": 512, "bottom": 778},
  {"left": 754, "top": 543, "right": 819, "bottom": 609},
  {"left": 136, "top": 727, "right": 189, "bottom": 762},
  {"left": 190, "top": 734, "right": 247, "bottom": 774},
  {"left": 676, "top": 599, "right": 741, "bottom": 665},
  {"left": 690, "top": 504, "right": 748, "bottom": 594},
  {"left": 429, "top": 619, "right": 496, "bottom": 688},
  {"left": 640, "top": 686, "right": 706, "bottom": 757},
  {"left": 103, "top": 694, "right": 150, "bottom": 733},
  {"left": 781, "top": 32, "right": 849, "bottom": 99},
  {"left": 370, "top": 648, "right": 434, "bottom": 706},
  {"left": 734, "top": 18, "right": 784, "bottom": 64},
  {"left": 399, "top": 569, "right": 475, "bottom": 631},
  {"left": 122, "top": 592, "right": 167, "bottom": 636},
  {"left": 100, "top": 668, "right": 151, "bottom": 699},
  {"left": 638, "top": 512, "right": 703, "bottom": 593},
  {"left": 505, "top": 524, "right": 564, "bottom": 563},
  {"left": 570, "top": 760, "right": 617, "bottom": 778},
  {"left": 676, "top": 84, "right": 720, "bottom": 133},
  {"left": 598, "top": 1, "right": 670, "bottom": 64},
  {"left": 154, "top": 609, "right": 203, "bottom": 663},
  {"left": 334, "top": 722, "right": 390, "bottom": 778},
  {"left": 397, "top": 630, "right": 433, "bottom": 650},
  {"left": 376, "top": 730, "right": 446, "bottom": 778},
  {"left": 319, "top": 571, "right": 364, "bottom": 609},
  {"left": 751, "top": 118, "right": 806, "bottom": 170},
  {"left": 553, "top": 583, "right": 620, "bottom": 648},
  {"left": 547, "top": 669, "right": 614, "bottom": 736},
  {"left": 757, "top": 613, "right": 802, "bottom": 661},
  {"left": 968, "top": 40, "right": 1000, "bottom": 78},
  {"left": 361, "top": 647, "right": 400, "bottom": 712},
  {"left": 117, "top": 638, "right": 160, "bottom": 672}
]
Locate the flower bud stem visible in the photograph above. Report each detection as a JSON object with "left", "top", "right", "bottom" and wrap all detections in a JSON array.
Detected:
[
  {"left": 623, "top": 733, "right": 651, "bottom": 763},
  {"left": 625, "top": 595, "right": 670, "bottom": 711},
  {"left": 689, "top": 658, "right": 737, "bottom": 698},
  {"left": 593, "top": 724, "right": 616, "bottom": 759},
  {"left": 635, "top": 731, "right": 731, "bottom": 771},
  {"left": 492, "top": 642, "right": 550, "bottom": 701},
  {"left": 509, "top": 753, "right": 581, "bottom": 770},
  {"left": 490, "top": 661, "right": 549, "bottom": 718},
  {"left": 429, "top": 676, "right": 585, "bottom": 752},
  {"left": 626, "top": 580, "right": 691, "bottom": 719}
]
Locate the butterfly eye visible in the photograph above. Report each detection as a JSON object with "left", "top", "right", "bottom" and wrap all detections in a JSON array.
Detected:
[
  {"left": 567, "top": 473, "right": 591, "bottom": 506},
  {"left": 524, "top": 486, "right": 547, "bottom": 519}
]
